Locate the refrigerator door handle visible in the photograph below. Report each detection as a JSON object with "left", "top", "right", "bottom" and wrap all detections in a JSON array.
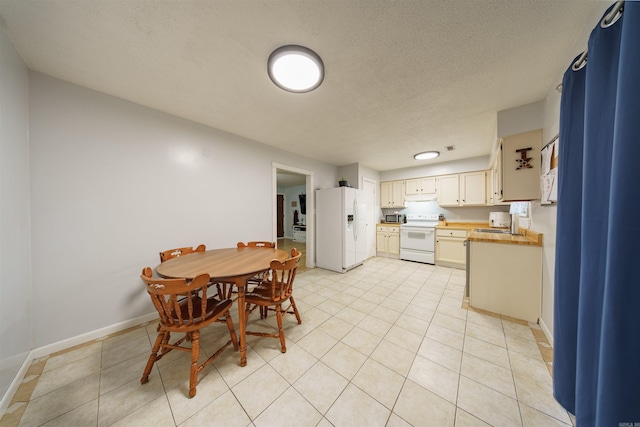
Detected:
[{"left": 353, "top": 198, "right": 358, "bottom": 241}]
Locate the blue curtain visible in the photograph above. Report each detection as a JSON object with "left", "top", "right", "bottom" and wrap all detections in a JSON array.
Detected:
[{"left": 554, "top": 2, "right": 640, "bottom": 425}]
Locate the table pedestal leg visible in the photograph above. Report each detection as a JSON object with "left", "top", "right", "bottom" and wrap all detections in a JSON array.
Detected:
[{"left": 235, "top": 277, "right": 247, "bottom": 367}]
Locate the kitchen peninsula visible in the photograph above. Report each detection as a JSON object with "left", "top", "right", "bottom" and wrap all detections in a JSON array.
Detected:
[{"left": 467, "top": 228, "right": 543, "bottom": 322}]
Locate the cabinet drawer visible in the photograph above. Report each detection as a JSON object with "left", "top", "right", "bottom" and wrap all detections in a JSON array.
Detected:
[
  {"left": 436, "top": 229, "right": 468, "bottom": 238},
  {"left": 377, "top": 226, "right": 399, "bottom": 233}
]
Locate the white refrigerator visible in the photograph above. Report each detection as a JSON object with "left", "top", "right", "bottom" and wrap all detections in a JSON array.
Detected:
[{"left": 316, "top": 187, "right": 367, "bottom": 273}]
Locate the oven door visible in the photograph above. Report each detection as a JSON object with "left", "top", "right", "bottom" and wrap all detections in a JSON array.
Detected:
[{"left": 400, "top": 227, "right": 435, "bottom": 251}]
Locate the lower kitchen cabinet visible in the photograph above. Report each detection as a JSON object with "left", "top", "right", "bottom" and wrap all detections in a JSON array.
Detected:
[
  {"left": 468, "top": 240, "right": 542, "bottom": 322},
  {"left": 435, "top": 228, "right": 467, "bottom": 269},
  {"left": 376, "top": 225, "right": 400, "bottom": 258}
]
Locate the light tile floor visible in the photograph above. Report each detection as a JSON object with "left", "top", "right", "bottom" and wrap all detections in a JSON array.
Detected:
[{"left": 1, "top": 257, "right": 570, "bottom": 427}]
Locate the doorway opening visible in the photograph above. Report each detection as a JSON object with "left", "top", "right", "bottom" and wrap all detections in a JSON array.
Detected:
[{"left": 273, "top": 163, "right": 314, "bottom": 269}]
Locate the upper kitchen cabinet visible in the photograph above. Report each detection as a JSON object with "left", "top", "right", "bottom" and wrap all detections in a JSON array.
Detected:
[
  {"left": 437, "top": 174, "right": 460, "bottom": 206},
  {"left": 437, "top": 172, "right": 487, "bottom": 207},
  {"left": 498, "top": 129, "right": 542, "bottom": 201},
  {"left": 405, "top": 177, "right": 436, "bottom": 196},
  {"left": 460, "top": 171, "right": 486, "bottom": 206},
  {"left": 380, "top": 180, "right": 405, "bottom": 208},
  {"left": 487, "top": 158, "right": 509, "bottom": 206}
]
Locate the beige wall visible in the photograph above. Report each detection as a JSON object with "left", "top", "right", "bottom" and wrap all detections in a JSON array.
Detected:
[{"left": 0, "top": 24, "right": 32, "bottom": 405}]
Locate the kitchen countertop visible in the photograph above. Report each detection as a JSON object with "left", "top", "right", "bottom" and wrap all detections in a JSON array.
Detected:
[
  {"left": 468, "top": 228, "right": 543, "bottom": 246},
  {"left": 438, "top": 221, "right": 543, "bottom": 246},
  {"left": 436, "top": 221, "right": 489, "bottom": 230},
  {"left": 377, "top": 222, "right": 402, "bottom": 226}
]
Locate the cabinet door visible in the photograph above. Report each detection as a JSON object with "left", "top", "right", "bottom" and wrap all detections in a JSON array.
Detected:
[
  {"left": 405, "top": 179, "right": 420, "bottom": 195},
  {"left": 438, "top": 175, "right": 460, "bottom": 206},
  {"left": 376, "top": 231, "right": 387, "bottom": 253},
  {"left": 420, "top": 177, "right": 437, "bottom": 194},
  {"left": 491, "top": 158, "right": 509, "bottom": 205},
  {"left": 380, "top": 182, "right": 392, "bottom": 207},
  {"left": 391, "top": 181, "right": 404, "bottom": 207},
  {"left": 496, "top": 144, "right": 504, "bottom": 201},
  {"left": 486, "top": 167, "right": 494, "bottom": 206},
  {"left": 461, "top": 171, "right": 486, "bottom": 206},
  {"left": 388, "top": 232, "right": 400, "bottom": 255},
  {"left": 436, "top": 237, "right": 466, "bottom": 265}
]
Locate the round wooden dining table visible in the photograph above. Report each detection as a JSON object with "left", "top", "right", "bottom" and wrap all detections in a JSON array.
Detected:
[{"left": 156, "top": 247, "right": 288, "bottom": 367}]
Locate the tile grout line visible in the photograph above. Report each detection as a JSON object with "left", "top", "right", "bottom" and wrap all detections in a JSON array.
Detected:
[{"left": 2, "top": 261, "right": 559, "bottom": 427}]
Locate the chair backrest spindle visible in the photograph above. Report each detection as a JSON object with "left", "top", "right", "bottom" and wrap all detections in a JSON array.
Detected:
[
  {"left": 266, "top": 248, "right": 301, "bottom": 302},
  {"left": 140, "top": 268, "right": 213, "bottom": 331},
  {"left": 237, "top": 241, "right": 276, "bottom": 248},
  {"left": 159, "top": 244, "right": 206, "bottom": 263}
]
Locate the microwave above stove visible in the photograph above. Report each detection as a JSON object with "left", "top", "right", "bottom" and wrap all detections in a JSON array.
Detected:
[{"left": 385, "top": 214, "right": 406, "bottom": 223}]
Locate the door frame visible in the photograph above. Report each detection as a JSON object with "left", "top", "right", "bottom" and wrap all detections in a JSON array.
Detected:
[
  {"left": 362, "top": 177, "right": 378, "bottom": 259},
  {"left": 272, "top": 162, "right": 315, "bottom": 269}
]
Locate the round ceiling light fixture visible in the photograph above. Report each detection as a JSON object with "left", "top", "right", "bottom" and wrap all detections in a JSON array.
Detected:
[
  {"left": 414, "top": 151, "right": 440, "bottom": 160},
  {"left": 268, "top": 45, "right": 324, "bottom": 93}
]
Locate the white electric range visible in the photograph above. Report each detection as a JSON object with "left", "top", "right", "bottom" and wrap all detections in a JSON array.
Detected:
[{"left": 400, "top": 214, "right": 439, "bottom": 264}]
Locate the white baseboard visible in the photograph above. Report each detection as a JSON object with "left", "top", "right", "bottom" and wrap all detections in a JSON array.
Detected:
[
  {"left": 1, "top": 312, "right": 157, "bottom": 417},
  {"left": 31, "top": 312, "right": 158, "bottom": 359},
  {"left": 539, "top": 317, "right": 554, "bottom": 348},
  {"left": 0, "top": 351, "right": 35, "bottom": 417}
]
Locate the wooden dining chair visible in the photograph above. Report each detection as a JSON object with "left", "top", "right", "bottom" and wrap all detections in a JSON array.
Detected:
[
  {"left": 244, "top": 248, "right": 302, "bottom": 353},
  {"left": 213, "top": 241, "right": 277, "bottom": 300},
  {"left": 159, "top": 244, "right": 206, "bottom": 263},
  {"left": 139, "top": 267, "right": 238, "bottom": 398},
  {"left": 238, "top": 241, "right": 276, "bottom": 286},
  {"left": 237, "top": 241, "right": 276, "bottom": 249}
]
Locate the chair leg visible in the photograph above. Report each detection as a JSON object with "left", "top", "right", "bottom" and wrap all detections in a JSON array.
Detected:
[
  {"left": 216, "top": 283, "right": 225, "bottom": 300},
  {"left": 225, "top": 314, "right": 239, "bottom": 350},
  {"left": 141, "top": 331, "right": 166, "bottom": 384},
  {"left": 189, "top": 330, "right": 200, "bottom": 398},
  {"left": 289, "top": 296, "right": 302, "bottom": 324},
  {"left": 276, "top": 305, "right": 286, "bottom": 353},
  {"left": 245, "top": 303, "right": 252, "bottom": 323}
]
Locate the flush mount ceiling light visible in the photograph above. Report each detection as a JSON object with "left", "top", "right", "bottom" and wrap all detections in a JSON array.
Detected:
[
  {"left": 268, "top": 45, "right": 324, "bottom": 93},
  {"left": 414, "top": 151, "right": 440, "bottom": 160}
]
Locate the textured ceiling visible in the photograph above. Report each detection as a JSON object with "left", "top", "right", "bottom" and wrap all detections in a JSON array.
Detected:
[{"left": 0, "top": 1, "right": 606, "bottom": 171}]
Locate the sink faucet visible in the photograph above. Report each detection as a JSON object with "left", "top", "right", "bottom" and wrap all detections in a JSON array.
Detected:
[{"left": 510, "top": 214, "right": 519, "bottom": 234}]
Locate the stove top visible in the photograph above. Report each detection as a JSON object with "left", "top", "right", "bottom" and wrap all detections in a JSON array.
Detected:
[{"left": 402, "top": 214, "right": 439, "bottom": 228}]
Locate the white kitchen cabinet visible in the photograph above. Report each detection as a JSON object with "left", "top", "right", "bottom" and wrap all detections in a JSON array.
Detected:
[
  {"left": 435, "top": 228, "right": 467, "bottom": 269},
  {"left": 488, "top": 155, "right": 508, "bottom": 206},
  {"left": 498, "top": 129, "right": 542, "bottom": 201},
  {"left": 469, "top": 240, "right": 542, "bottom": 322},
  {"left": 486, "top": 166, "right": 495, "bottom": 205},
  {"left": 438, "top": 173, "right": 486, "bottom": 207},
  {"left": 460, "top": 171, "right": 486, "bottom": 206},
  {"left": 437, "top": 174, "right": 460, "bottom": 206},
  {"left": 405, "top": 177, "right": 436, "bottom": 196},
  {"left": 376, "top": 225, "right": 400, "bottom": 257},
  {"left": 380, "top": 181, "right": 405, "bottom": 208}
]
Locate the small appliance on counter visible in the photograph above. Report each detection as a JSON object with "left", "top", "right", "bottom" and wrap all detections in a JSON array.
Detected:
[
  {"left": 384, "top": 214, "right": 406, "bottom": 223},
  {"left": 489, "top": 212, "right": 510, "bottom": 228}
]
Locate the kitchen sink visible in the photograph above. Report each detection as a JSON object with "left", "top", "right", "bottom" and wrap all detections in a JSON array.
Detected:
[{"left": 474, "top": 228, "right": 511, "bottom": 234}]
